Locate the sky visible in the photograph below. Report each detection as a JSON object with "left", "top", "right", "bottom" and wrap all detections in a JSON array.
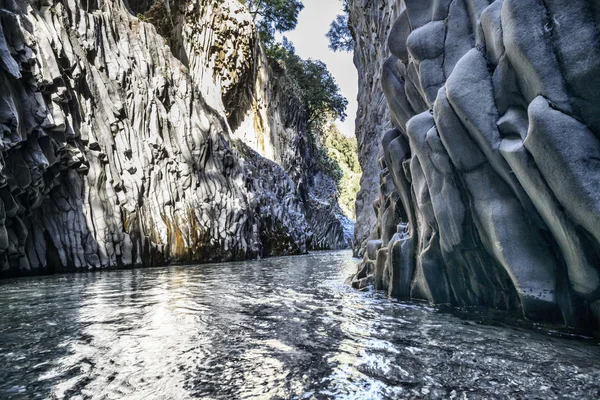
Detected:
[{"left": 277, "top": 0, "right": 358, "bottom": 138}]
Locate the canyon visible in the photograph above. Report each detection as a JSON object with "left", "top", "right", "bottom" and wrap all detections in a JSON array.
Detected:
[
  {"left": 1, "top": 0, "right": 600, "bottom": 397},
  {"left": 1, "top": 0, "right": 600, "bottom": 331}
]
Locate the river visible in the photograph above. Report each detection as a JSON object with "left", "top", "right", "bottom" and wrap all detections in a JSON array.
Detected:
[{"left": 0, "top": 251, "right": 599, "bottom": 399}]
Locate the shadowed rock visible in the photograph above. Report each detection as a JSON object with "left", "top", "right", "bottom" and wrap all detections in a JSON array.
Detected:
[{"left": 0, "top": 0, "right": 352, "bottom": 276}]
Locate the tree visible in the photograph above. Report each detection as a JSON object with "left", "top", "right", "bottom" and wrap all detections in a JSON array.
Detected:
[
  {"left": 265, "top": 40, "right": 348, "bottom": 129},
  {"left": 327, "top": 13, "right": 355, "bottom": 52},
  {"left": 244, "top": 0, "right": 304, "bottom": 44},
  {"left": 294, "top": 59, "right": 347, "bottom": 128},
  {"left": 263, "top": 36, "right": 295, "bottom": 67}
]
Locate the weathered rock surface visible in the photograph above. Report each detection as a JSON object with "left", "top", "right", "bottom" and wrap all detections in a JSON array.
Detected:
[
  {"left": 350, "top": 0, "right": 600, "bottom": 328},
  {"left": 0, "top": 0, "right": 351, "bottom": 276},
  {"left": 347, "top": 0, "right": 398, "bottom": 256}
]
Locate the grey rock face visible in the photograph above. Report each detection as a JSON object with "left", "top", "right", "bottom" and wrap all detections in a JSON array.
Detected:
[
  {"left": 0, "top": 0, "right": 351, "bottom": 276},
  {"left": 351, "top": 0, "right": 600, "bottom": 328},
  {"left": 347, "top": 0, "right": 399, "bottom": 257}
]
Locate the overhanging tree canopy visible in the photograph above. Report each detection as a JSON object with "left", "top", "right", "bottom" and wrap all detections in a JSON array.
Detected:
[
  {"left": 272, "top": 40, "right": 347, "bottom": 129},
  {"left": 327, "top": 13, "right": 354, "bottom": 52},
  {"left": 244, "top": 0, "right": 304, "bottom": 44}
]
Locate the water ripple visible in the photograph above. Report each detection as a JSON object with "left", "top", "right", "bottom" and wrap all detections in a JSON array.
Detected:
[{"left": 0, "top": 251, "right": 598, "bottom": 399}]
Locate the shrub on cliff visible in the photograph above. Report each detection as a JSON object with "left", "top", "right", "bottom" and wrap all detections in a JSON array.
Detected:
[
  {"left": 243, "top": 0, "right": 304, "bottom": 44},
  {"left": 265, "top": 39, "right": 347, "bottom": 131}
]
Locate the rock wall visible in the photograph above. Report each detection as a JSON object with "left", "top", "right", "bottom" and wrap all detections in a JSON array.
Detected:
[
  {"left": 141, "top": 0, "right": 353, "bottom": 252},
  {"left": 347, "top": 0, "right": 398, "bottom": 256},
  {"left": 227, "top": 50, "right": 354, "bottom": 252},
  {"left": 351, "top": 0, "right": 600, "bottom": 328},
  {"left": 0, "top": 0, "right": 351, "bottom": 276}
]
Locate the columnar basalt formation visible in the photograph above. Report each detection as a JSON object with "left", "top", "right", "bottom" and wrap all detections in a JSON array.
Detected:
[
  {"left": 0, "top": 0, "right": 351, "bottom": 276},
  {"left": 350, "top": 0, "right": 600, "bottom": 328}
]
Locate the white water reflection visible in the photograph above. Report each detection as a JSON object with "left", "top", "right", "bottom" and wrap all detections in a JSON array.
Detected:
[{"left": 0, "top": 251, "right": 598, "bottom": 399}]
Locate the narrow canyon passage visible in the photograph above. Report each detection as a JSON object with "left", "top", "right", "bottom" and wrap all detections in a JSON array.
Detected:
[
  {"left": 3, "top": 0, "right": 600, "bottom": 397},
  {"left": 1, "top": 251, "right": 599, "bottom": 399}
]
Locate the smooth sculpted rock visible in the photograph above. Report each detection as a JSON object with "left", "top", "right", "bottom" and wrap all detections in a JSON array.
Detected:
[{"left": 349, "top": 0, "right": 600, "bottom": 328}]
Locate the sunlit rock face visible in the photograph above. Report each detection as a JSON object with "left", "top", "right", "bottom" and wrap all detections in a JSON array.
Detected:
[
  {"left": 0, "top": 0, "right": 351, "bottom": 276},
  {"left": 350, "top": 0, "right": 600, "bottom": 328}
]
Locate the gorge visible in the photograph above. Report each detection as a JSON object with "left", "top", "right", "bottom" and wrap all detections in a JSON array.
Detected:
[
  {"left": 1, "top": 0, "right": 600, "bottom": 398},
  {"left": 0, "top": 0, "right": 354, "bottom": 277}
]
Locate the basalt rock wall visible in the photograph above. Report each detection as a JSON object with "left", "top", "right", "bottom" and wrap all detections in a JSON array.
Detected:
[
  {"left": 351, "top": 0, "right": 600, "bottom": 328},
  {"left": 0, "top": 0, "right": 350, "bottom": 276},
  {"left": 347, "top": 0, "right": 398, "bottom": 256}
]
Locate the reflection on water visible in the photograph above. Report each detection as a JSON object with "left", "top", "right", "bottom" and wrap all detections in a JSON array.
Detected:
[{"left": 0, "top": 251, "right": 599, "bottom": 399}]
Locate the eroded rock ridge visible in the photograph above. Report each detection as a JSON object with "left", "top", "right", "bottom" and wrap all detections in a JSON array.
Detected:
[
  {"left": 350, "top": 0, "right": 600, "bottom": 328},
  {"left": 0, "top": 0, "right": 352, "bottom": 276}
]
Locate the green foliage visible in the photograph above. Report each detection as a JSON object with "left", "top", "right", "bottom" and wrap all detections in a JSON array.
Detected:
[
  {"left": 323, "top": 126, "right": 360, "bottom": 174},
  {"left": 243, "top": 0, "right": 304, "bottom": 44},
  {"left": 304, "top": 122, "right": 362, "bottom": 218},
  {"left": 249, "top": 2, "right": 356, "bottom": 217},
  {"left": 326, "top": 0, "right": 355, "bottom": 52},
  {"left": 308, "top": 130, "right": 343, "bottom": 184},
  {"left": 327, "top": 13, "right": 355, "bottom": 52},
  {"left": 321, "top": 124, "right": 361, "bottom": 218},
  {"left": 264, "top": 39, "right": 348, "bottom": 130},
  {"left": 298, "top": 58, "right": 348, "bottom": 128},
  {"left": 263, "top": 36, "right": 295, "bottom": 68}
]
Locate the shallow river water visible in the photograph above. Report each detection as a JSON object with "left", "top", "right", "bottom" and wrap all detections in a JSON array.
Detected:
[{"left": 0, "top": 251, "right": 599, "bottom": 399}]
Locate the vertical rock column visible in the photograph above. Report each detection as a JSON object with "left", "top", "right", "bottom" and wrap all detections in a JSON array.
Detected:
[
  {"left": 347, "top": 0, "right": 400, "bottom": 256},
  {"left": 351, "top": 0, "right": 600, "bottom": 328}
]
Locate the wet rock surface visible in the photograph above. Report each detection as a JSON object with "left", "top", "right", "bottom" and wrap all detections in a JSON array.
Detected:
[
  {"left": 0, "top": 0, "right": 351, "bottom": 276},
  {"left": 350, "top": 0, "right": 600, "bottom": 328}
]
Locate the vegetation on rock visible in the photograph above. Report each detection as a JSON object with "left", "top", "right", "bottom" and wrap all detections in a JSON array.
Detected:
[
  {"left": 327, "top": 14, "right": 355, "bottom": 52},
  {"left": 327, "top": 1, "right": 355, "bottom": 52},
  {"left": 265, "top": 39, "right": 347, "bottom": 130},
  {"left": 243, "top": 0, "right": 304, "bottom": 44},
  {"left": 261, "top": 36, "right": 357, "bottom": 217},
  {"left": 240, "top": 0, "right": 359, "bottom": 221},
  {"left": 321, "top": 125, "right": 361, "bottom": 218}
]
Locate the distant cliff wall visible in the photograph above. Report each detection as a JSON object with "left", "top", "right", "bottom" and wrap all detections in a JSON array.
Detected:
[{"left": 350, "top": 0, "right": 600, "bottom": 328}]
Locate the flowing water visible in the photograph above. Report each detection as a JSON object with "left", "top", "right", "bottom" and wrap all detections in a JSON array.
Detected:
[{"left": 0, "top": 251, "right": 599, "bottom": 399}]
